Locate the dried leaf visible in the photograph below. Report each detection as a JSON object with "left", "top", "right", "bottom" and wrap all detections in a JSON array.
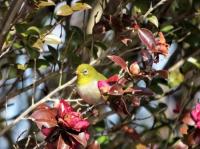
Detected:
[
  {"left": 56, "top": 4, "right": 73, "bottom": 16},
  {"left": 179, "top": 124, "right": 188, "bottom": 135},
  {"left": 129, "top": 62, "right": 140, "bottom": 75},
  {"left": 71, "top": 3, "right": 92, "bottom": 11},
  {"left": 107, "top": 55, "right": 127, "bottom": 70},
  {"left": 182, "top": 112, "right": 195, "bottom": 126},
  {"left": 38, "top": 0, "right": 55, "bottom": 8},
  {"left": 136, "top": 143, "right": 147, "bottom": 149},
  {"left": 86, "top": 140, "right": 100, "bottom": 149}
]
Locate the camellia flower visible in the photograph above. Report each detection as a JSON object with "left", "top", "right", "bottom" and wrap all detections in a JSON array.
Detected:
[
  {"left": 191, "top": 103, "right": 200, "bottom": 129},
  {"left": 30, "top": 99, "right": 90, "bottom": 149}
]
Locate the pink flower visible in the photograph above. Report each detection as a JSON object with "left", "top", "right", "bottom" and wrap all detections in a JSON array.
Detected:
[
  {"left": 58, "top": 100, "right": 89, "bottom": 132},
  {"left": 98, "top": 80, "right": 111, "bottom": 94},
  {"left": 191, "top": 103, "right": 200, "bottom": 129},
  {"left": 30, "top": 99, "right": 90, "bottom": 149}
]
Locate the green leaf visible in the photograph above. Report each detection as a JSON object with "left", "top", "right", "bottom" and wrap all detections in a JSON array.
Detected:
[
  {"left": 147, "top": 15, "right": 159, "bottom": 27},
  {"left": 56, "top": 4, "right": 73, "bottom": 16},
  {"left": 26, "top": 26, "right": 40, "bottom": 35},
  {"left": 37, "top": 59, "right": 49, "bottom": 69},
  {"left": 15, "top": 23, "right": 28, "bottom": 33},
  {"left": 71, "top": 2, "right": 92, "bottom": 11},
  {"left": 95, "top": 41, "right": 107, "bottom": 51},
  {"left": 38, "top": 0, "right": 55, "bottom": 8},
  {"left": 48, "top": 45, "right": 58, "bottom": 59},
  {"left": 32, "top": 39, "right": 44, "bottom": 52},
  {"left": 8, "top": 66, "right": 17, "bottom": 79},
  {"left": 97, "top": 136, "right": 109, "bottom": 144},
  {"left": 17, "top": 64, "right": 27, "bottom": 70},
  {"left": 161, "top": 25, "right": 174, "bottom": 33},
  {"left": 13, "top": 42, "right": 23, "bottom": 49},
  {"left": 26, "top": 45, "right": 40, "bottom": 59},
  {"left": 187, "top": 57, "right": 200, "bottom": 69},
  {"left": 0, "top": 71, "right": 2, "bottom": 80},
  {"left": 168, "top": 70, "right": 184, "bottom": 87}
]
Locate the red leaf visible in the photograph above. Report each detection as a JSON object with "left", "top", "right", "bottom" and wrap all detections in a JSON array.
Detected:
[
  {"left": 153, "top": 32, "right": 169, "bottom": 56},
  {"left": 154, "top": 70, "right": 168, "bottom": 78},
  {"left": 110, "top": 97, "right": 130, "bottom": 115},
  {"left": 107, "top": 55, "right": 127, "bottom": 70},
  {"left": 87, "top": 141, "right": 100, "bottom": 149},
  {"left": 30, "top": 108, "right": 57, "bottom": 129},
  {"left": 57, "top": 135, "right": 70, "bottom": 149},
  {"left": 69, "top": 132, "right": 89, "bottom": 148},
  {"left": 137, "top": 28, "right": 156, "bottom": 50},
  {"left": 108, "top": 84, "right": 124, "bottom": 96},
  {"left": 106, "top": 74, "right": 119, "bottom": 83},
  {"left": 41, "top": 126, "right": 56, "bottom": 137},
  {"left": 132, "top": 87, "right": 153, "bottom": 96}
]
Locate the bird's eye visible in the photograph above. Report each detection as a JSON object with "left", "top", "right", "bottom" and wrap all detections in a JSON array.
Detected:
[{"left": 83, "top": 69, "right": 88, "bottom": 75}]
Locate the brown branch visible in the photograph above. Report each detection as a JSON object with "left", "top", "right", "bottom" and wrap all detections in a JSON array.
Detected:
[
  {"left": 0, "top": 0, "right": 26, "bottom": 51},
  {"left": 143, "top": 0, "right": 168, "bottom": 19},
  {"left": 0, "top": 76, "right": 77, "bottom": 136},
  {"left": 0, "top": 72, "right": 59, "bottom": 109}
]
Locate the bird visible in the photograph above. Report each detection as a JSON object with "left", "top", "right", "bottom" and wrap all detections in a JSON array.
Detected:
[
  {"left": 76, "top": 64, "right": 107, "bottom": 105},
  {"left": 76, "top": 64, "right": 120, "bottom": 126}
]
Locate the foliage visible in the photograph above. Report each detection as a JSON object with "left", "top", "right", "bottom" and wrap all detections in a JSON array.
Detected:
[{"left": 0, "top": 0, "right": 200, "bottom": 149}]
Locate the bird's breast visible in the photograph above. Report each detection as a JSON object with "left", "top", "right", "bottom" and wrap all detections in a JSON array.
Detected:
[{"left": 77, "top": 80, "right": 102, "bottom": 104}]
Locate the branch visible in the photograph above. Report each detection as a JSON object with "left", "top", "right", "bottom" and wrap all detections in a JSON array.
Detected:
[
  {"left": 0, "top": 0, "right": 25, "bottom": 51},
  {"left": 0, "top": 72, "right": 59, "bottom": 109},
  {"left": 0, "top": 76, "right": 77, "bottom": 136},
  {"left": 143, "top": 0, "right": 167, "bottom": 19}
]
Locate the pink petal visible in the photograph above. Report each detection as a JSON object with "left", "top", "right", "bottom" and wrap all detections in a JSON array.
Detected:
[
  {"left": 98, "top": 80, "right": 111, "bottom": 93},
  {"left": 74, "top": 120, "right": 90, "bottom": 131},
  {"left": 59, "top": 112, "right": 89, "bottom": 131},
  {"left": 58, "top": 99, "right": 74, "bottom": 118}
]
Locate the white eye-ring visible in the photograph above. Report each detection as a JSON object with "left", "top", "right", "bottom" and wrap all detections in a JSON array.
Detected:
[{"left": 83, "top": 69, "right": 88, "bottom": 75}]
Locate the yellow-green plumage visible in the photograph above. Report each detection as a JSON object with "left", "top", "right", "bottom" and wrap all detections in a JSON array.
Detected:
[{"left": 76, "top": 64, "right": 106, "bottom": 104}]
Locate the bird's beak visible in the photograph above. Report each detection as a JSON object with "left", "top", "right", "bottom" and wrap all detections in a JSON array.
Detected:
[{"left": 74, "top": 70, "right": 78, "bottom": 75}]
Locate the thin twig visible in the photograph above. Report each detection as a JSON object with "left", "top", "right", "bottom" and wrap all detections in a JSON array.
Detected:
[
  {"left": 143, "top": 0, "right": 167, "bottom": 19},
  {"left": 0, "top": 0, "right": 25, "bottom": 51},
  {"left": 32, "top": 58, "right": 37, "bottom": 105},
  {"left": 0, "top": 71, "right": 59, "bottom": 108}
]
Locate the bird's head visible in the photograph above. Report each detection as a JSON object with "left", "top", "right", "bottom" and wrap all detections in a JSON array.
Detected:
[{"left": 76, "top": 64, "right": 97, "bottom": 81}]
